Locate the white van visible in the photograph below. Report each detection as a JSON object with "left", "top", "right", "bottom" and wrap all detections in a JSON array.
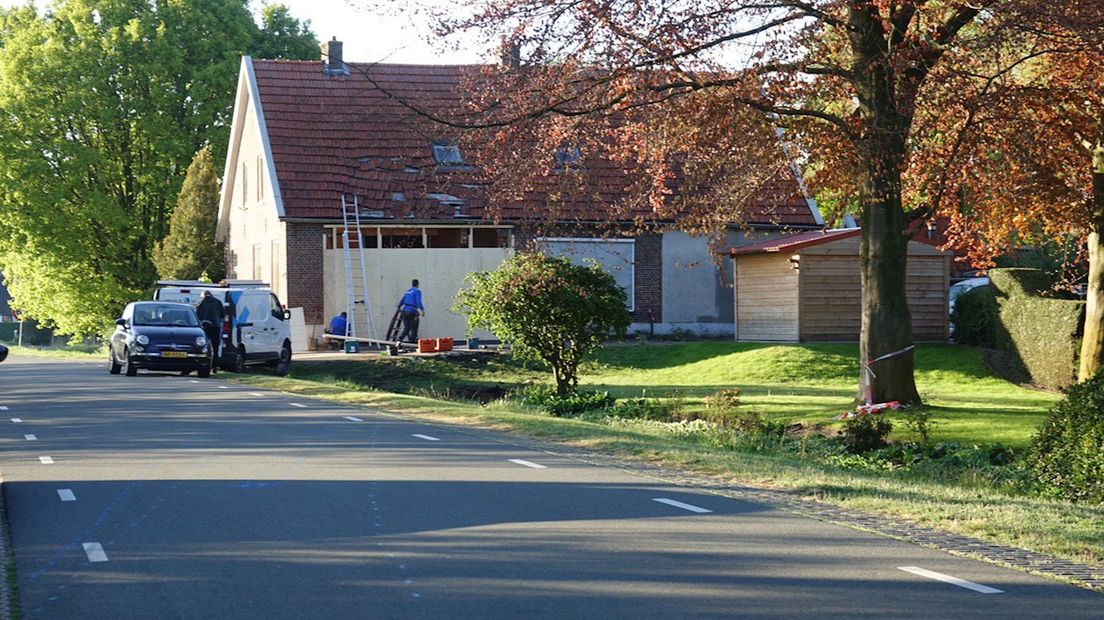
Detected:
[{"left": 154, "top": 280, "right": 292, "bottom": 374}]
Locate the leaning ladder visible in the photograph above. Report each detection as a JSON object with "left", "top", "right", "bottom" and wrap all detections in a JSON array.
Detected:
[{"left": 340, "top": 194, "right": 377, "bottom": 342}]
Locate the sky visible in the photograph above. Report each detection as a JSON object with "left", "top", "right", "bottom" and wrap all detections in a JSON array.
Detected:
[
  {"left": 282, "top": 0, "right": 486, "bottom": 64},
  {"left": 0, "top": 0, "right": 489, "bottom": 65}
]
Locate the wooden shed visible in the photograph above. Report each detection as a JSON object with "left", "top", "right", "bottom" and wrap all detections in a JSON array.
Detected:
[{"left": 726, "top": 229, "right": 950, "bottom": 342}]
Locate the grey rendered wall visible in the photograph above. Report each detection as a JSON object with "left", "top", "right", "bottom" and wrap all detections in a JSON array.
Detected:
[{"left": 656, "top": 229, "right": 795, "bottom": 335}]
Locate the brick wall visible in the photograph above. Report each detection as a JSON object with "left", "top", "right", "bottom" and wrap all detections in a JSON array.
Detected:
[
  {"left": 632, "top": 232, "right": 662, "bottom": 323},
  {"left": 285, "top": 222, "right": 326, "bottom": 324}
]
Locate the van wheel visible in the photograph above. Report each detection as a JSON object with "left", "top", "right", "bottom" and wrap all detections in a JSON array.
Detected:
[
  {"left": 108, "top": 347, "right": 121, "bottom": 374},
  {"left": 231, "top": 346, "right": 246, "bottom": 373},
  {"left": 274, "top": 343, "right": 292, "bottom": 377}
]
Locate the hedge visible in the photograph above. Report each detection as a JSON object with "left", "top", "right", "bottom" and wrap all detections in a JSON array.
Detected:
[
  {"left": 989, "top": 269, "right": 1084, "bottom": 389},
  {"left": 0, "top": 321, "right": 53, "bottom": 346}
]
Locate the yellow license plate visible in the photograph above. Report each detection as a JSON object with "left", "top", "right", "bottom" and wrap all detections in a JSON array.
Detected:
[{"left": 162, "top": 351, "right": 188, "bottom": 359}]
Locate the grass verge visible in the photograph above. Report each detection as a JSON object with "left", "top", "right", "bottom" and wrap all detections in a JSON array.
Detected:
[{"left": 229, "top": 342, "right": 1103, "bottom": 569}]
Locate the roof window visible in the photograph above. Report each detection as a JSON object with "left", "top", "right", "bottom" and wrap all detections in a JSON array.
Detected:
[
  {"left": 430, "top": 140, "right": 470, "bottom": 168},
  {"left": 555, "top": 146, "right": 583, "bottom": 169}
]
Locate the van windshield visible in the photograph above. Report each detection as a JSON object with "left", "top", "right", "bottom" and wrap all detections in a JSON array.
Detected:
[{"left": 133, "top": 304, "right": 200, "bottom": 327}]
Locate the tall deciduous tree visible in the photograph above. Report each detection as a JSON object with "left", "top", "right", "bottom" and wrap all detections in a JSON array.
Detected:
[
  {"left": 933, "top": 2, "right": 1104, "bottom": 380},
  {"left": 253, "top": 3, "right": 320, "bottom": 61},
  {"left": 153, "top": 147, "right": 225, "bottom": 281},
  {"left": 0, "top": 1, "right": 315, "bottom": 335},
  {"left": 425, "top": 0, "right": 1032, "bottom": 404}
]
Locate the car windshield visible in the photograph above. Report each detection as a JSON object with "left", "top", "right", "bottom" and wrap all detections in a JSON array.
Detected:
[{"left": 132, "top": 304, "right": 200, "bottom": 327}]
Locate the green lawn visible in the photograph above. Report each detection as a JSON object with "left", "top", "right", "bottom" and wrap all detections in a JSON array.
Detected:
[
  {"left": 584, "top": 342, "right": 1056, "bottom": 446},
  {"left": 289, "top": 342, "right": 1057, "bottom": 447}
]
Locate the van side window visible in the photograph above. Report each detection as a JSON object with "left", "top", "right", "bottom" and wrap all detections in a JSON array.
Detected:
[{"left": 270, "top": 294, "right": 283, "bottom": 319}]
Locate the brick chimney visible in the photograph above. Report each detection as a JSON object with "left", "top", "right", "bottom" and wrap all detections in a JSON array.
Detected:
[
  {"left": 321, "top": 37, "right": 348, "bottom": 75},
  {"left": 497, "top": 37, "right": 521, "bottom": 70}
]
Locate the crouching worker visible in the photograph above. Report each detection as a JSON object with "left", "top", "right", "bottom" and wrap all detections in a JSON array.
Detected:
[{"left": 326, "top": 312, "right": 348, "bottom": 350}]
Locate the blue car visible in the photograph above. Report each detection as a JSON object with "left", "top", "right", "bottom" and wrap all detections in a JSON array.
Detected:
[{"left": 109, "top": 301, "right": 212, "bottom": 377}]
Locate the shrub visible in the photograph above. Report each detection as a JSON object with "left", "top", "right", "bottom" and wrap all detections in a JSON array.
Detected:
[
  {"left": 951, "top": 287, "right": 999, "bottom": 346},
  {"left": 608, "top": 392, "right": 688, "bottom": 422},
  {"left": 842, "top": 414, "right": 893, "bottom": 454},
  {"left": 513, "top": 384, "right": 614, "bottom": 417},
  {"left": 454, "top": 253, "right": 631, "bottom": 394},
  {"left": 1031, "top": 373, "right": 1104, "bottom": 503},
  {"left": 899, "top": 407, "right": 939, "bottom": 444}
]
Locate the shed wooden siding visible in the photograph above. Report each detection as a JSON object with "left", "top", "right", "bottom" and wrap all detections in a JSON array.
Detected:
[
  {"left": 735, "top": 253, "right": 799, "bottom": 341},
  {"left": 797, "top": 236, "right": 949, "bottom": 341}
]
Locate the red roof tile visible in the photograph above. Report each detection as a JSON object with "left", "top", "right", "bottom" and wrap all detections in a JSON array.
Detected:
[{"left": 250, "top": 59, "right": 818, "bottom": 225}]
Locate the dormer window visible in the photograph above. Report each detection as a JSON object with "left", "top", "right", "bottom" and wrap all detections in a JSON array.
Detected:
[{"left": 432, "top": 142, "right": 464, "bottom": 166}]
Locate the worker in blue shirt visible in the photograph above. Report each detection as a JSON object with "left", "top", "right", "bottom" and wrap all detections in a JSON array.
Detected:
[
  {"left": 327, "top": 311, "right": 349, "bottom": 349},
  {"left": 396, "top": 279, "right": 425, "bottom": 343}
]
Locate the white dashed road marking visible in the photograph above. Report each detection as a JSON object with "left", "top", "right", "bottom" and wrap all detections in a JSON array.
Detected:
[
  {"left": 218, "top": 386, "right": 229, "bottom": 389},
  {"left": 82, "top": 542, "right": 109, "bottom": 563},
  {"left": 412, "top": 434, "right": 440, "bottom": 441},
  {"left": 57, "top": 489, "right": 76, "bottom": 502},
  {"left": 23, "top": 434, "right": 36, "bottom": 441},
  {"left": 189, "top": 380, "right": 201, "bottom": 384},
  {"left": 249, "top": 392, "right": 264, "bottom": 397},
  {"left": 0, "top": 406, "right": 7, "bottom": 411},
  {"left": 653, "top": 498, "right": 713, "bottom": 514},
  {"left": 343, "top": 416, "right": 363, "bottom": 422},
  {"left": 10, "top": 418, "right": 21, "bottom": 423},
  {"left": 898, "top": 567, "right": 1003, "bottom": 594},
  {"left": 508, "top": 459, "right": 547, "bottom": 469},
  {"left": 290, "top": 403, "right": 307, "bottom": 408},
  {"left": 38, "top": 456, "right": 54, "bottom": 465}
]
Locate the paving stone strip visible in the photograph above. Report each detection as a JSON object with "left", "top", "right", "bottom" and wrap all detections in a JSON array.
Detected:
[{"left": 445, "top": 421, "right": 1104, "bottom": 593}]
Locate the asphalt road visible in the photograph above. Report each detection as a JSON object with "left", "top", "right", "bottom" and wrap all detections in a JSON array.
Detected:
[{"left": 0, "top": 355, "right": 1099, "bottom": 619}]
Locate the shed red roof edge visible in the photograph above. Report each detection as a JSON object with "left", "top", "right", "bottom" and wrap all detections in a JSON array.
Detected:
[{"left": 723, "top": 228, "right": 860, "bottom": 255}]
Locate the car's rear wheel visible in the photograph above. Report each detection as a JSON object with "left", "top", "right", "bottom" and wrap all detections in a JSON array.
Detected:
[
  {"left": 231, "top": 345, "right": 246, "bottom": 373},
  {"left": 108, "top": 347, "right": 121, "bottom": 375},
  {"left": 123, "top": 349, "right": 137, "bottom": 376}
]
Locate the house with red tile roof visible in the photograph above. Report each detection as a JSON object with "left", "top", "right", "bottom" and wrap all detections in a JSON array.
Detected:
[{"left": 216, "top": 40, "right": 827, "bottom": 347}]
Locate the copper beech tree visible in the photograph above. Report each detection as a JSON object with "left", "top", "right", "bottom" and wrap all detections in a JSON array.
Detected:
[
  {"left": 933, "top": 3, "right": 1104, "bottom": 381},
  {"left": 420, "top": 0, "right": 1045, "bottom": 404}
]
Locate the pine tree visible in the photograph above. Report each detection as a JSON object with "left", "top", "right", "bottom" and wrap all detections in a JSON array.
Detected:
[{"left": 153, "top": 148, "right": 225, "bottom": 282}]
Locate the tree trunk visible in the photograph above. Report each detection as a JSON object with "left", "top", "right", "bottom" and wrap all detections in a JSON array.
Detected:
[
  {"left": 1078, "top": 141, "right": 1104, "bottom": 382},
  {"left": 849, "top": 3, "right": 922, "bottom": 406},
  {"left": 857, "top": 137, "right": 922, "bottom": 405}
]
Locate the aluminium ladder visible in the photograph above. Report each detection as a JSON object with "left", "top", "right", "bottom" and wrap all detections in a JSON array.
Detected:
[{"left": 340, "top": 194, "right": 378, "bottom": 343}]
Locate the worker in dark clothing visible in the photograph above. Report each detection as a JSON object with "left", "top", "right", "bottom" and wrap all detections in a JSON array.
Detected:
[
  {"left": 395, "top": 279, "right": 425, "bottom": 344},
  {"left": 196, "top": 290, "right": 224, "bottom": 373}
]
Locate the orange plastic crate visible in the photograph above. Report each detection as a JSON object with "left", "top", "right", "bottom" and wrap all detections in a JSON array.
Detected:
[
  {"left": 436, "top": 337, "right": 453, "bottom": 352},
  {"left": 417, "top": 338, "right": 437, "bottom": 353}
]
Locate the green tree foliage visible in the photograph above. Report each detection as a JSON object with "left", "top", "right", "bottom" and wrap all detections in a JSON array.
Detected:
[
  {"left": 152, "top": 148, "right": 225, "bottom": 281},
  {"left": 0, "top": 1, "right": 315, "bottom": 335},
  {"left": 454, "top": 253, "right": 630, "bottom": 394},
  {"left": 1032, "top": 372, "right": 1104, "bottom": 503},
  {"left": 253, "top": 3, "right": 320, "bottom": 60}
]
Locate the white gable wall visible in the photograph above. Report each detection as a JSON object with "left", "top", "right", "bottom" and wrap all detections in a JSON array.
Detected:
[{"left": 220, "top": 57, "right": 287, "bottom": 304}]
